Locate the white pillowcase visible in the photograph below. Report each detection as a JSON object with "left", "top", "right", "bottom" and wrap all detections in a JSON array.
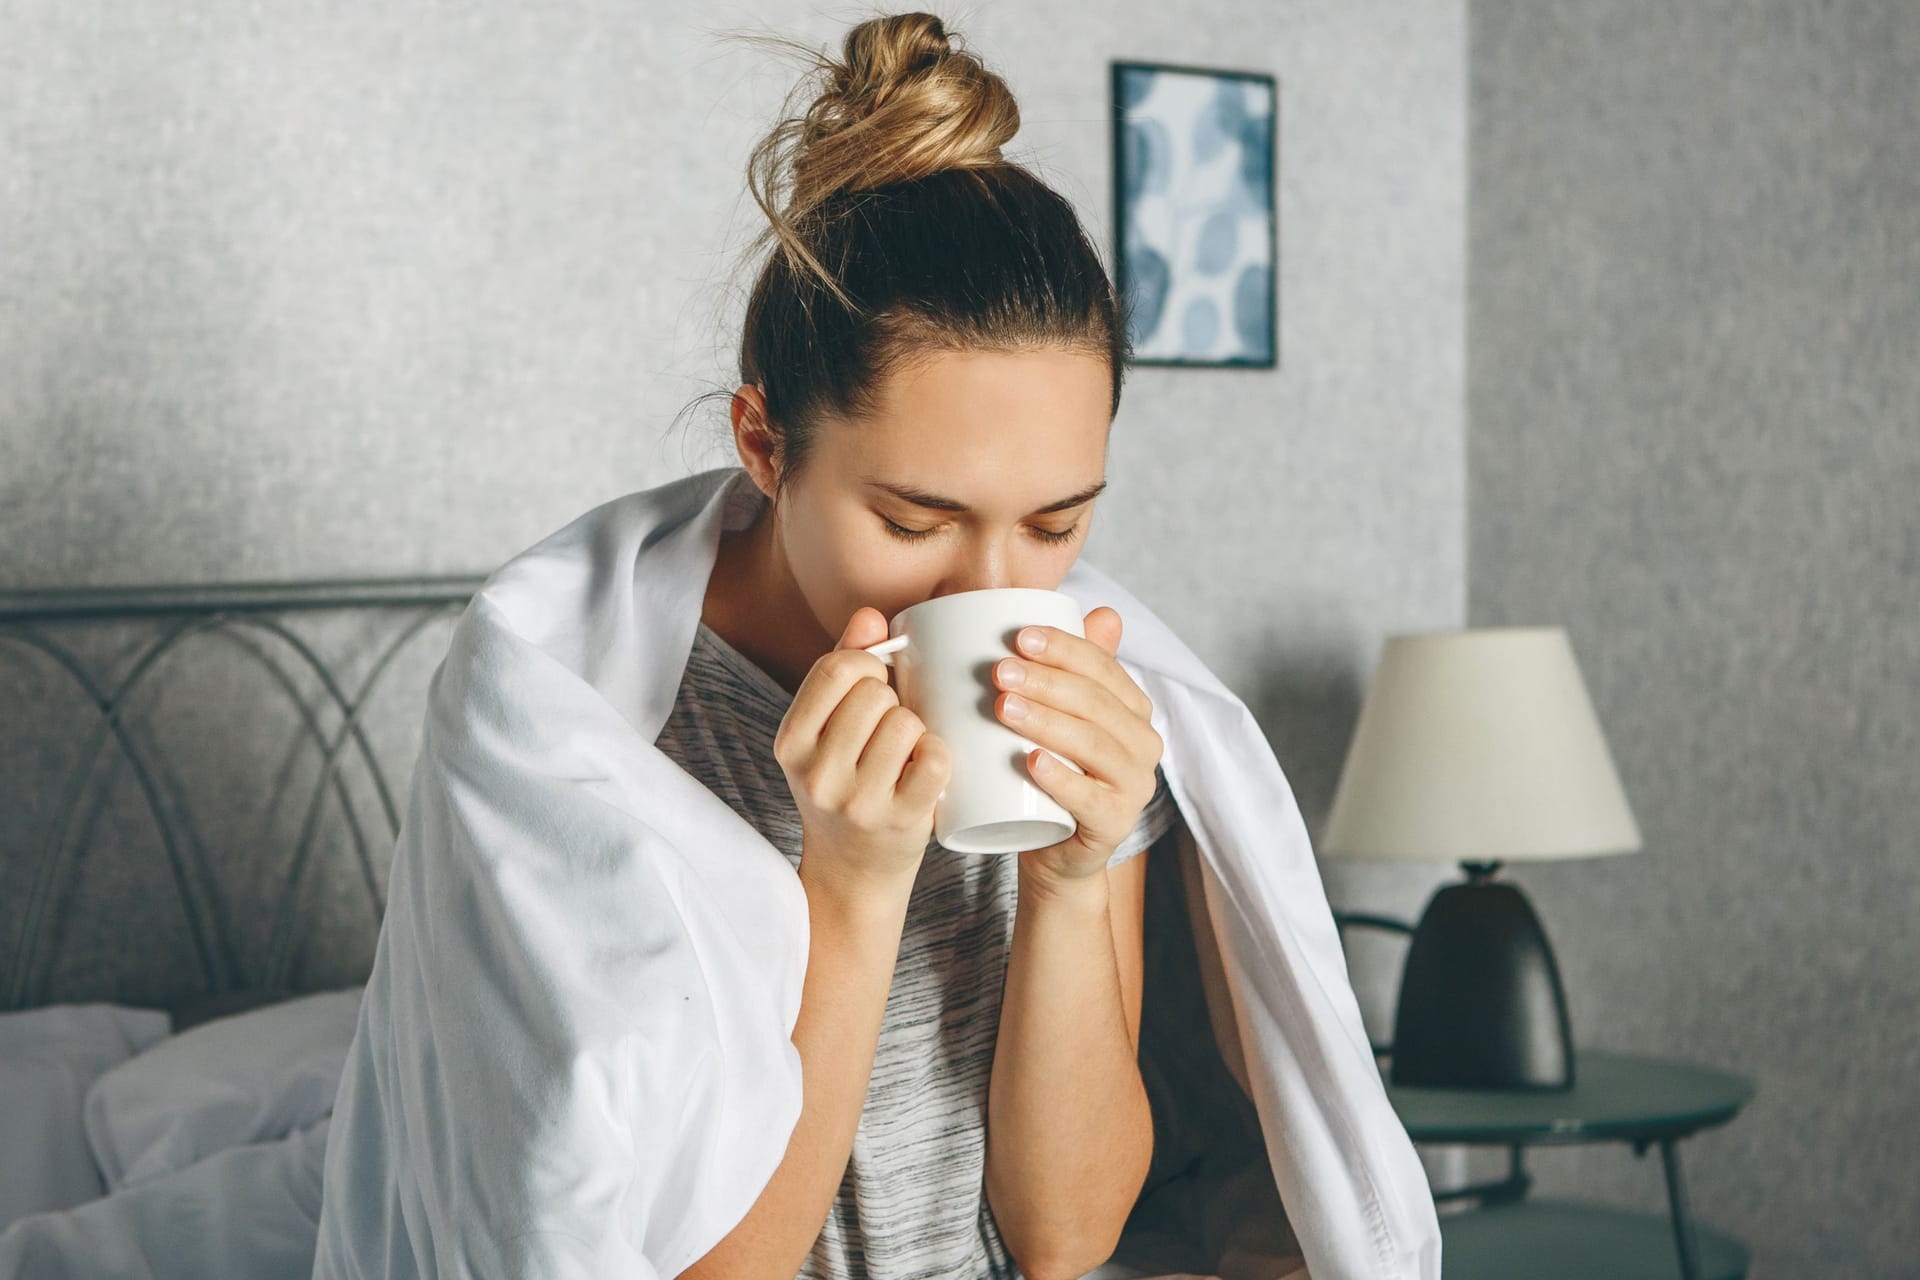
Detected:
[
  {"left": 0, "top": 1003, "right": 172, "bottom": 1229},
  {"left": 82, "top": 986, "right": 362, "bottom": 1193}
]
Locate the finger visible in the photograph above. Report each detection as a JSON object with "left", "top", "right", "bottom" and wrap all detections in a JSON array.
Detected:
[
  {"left": 777, "top": 608, "right": 891, "bottom": 755},
  {"left": 999, "top": 688, "right": 1141, "bottom": 790},
  {"left": 815, "top": 673, "right": 899, "bottom": 778},
  {"left": 855, "top": 701, "right": 926, "bottom": 787},
  {"left": 840, "top": 605, "right": 890, "bottom": 652},
  {"left": 1083, "top": 606, "right": 1122, "bottom": 657},
  {"left": 994, "top": 655, "right": 1144, "bottom": 758},
  {"left": 1011, "top": 618, "right": 1154, "bottom": 721},
  {"left": 1025, "top": 746, "right": 1135, "bottom": 848},
  {"left": 896, "top": 729, "right": 951, "bottom": 810}
]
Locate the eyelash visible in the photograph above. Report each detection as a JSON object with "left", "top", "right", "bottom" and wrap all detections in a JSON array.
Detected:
[{"left": 882, "top": 517, "right": 1081, "bottom": 546}]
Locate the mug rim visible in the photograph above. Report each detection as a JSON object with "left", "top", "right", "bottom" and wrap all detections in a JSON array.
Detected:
[{"left": 889, "top": 586, "right": 1075, "bottom": 631}]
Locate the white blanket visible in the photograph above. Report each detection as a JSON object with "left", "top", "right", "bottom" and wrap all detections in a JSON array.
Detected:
[
  {"left": 0, "top": 1119, "right": 328, "bottom": 1280},
  {"left": 312, "top": 464, "right": 1442, "bottom": 1280}
]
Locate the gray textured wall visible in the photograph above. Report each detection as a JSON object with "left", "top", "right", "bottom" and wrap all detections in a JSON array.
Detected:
[
  {"left": 1470, "top": 2, "right": 1919, "bottom": 1275},
  {"left": 0, "top": 0, "right": 1465, "bottom": 1105},
  {"left": 0, "top": 0, "right": 1465, "bottom": 717}
]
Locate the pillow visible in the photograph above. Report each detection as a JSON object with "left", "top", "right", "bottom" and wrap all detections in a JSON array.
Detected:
[
  {"left": 0, "top": 1003, "right": 172, "bottom": 1229},
  {"left": 83, "top": 986, "right": 361, "bottom": 1193}
]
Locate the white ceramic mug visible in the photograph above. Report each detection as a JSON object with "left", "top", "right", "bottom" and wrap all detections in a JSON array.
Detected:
[{"left": 863, "top": 587, "right": 1086, "bottom": 855}]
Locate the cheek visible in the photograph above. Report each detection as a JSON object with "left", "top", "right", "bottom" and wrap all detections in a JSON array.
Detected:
[
  {"left": 840, "top": 535, "right": 935, "bottom": 611},
  {"left": 789, "top": 510, "right": 928, "bottom": 624}
]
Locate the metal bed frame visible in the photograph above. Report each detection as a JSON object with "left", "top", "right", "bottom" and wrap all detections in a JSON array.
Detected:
[{"left": 0, "top": 576, "right": 485, "bottom": 1012}]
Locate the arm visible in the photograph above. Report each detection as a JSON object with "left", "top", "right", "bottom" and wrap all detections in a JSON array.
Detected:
[
  {"left": 677, "top": 862, "right": 914, "bottom": 1280},
  {"left": 984, "top": 849, "right": 1154, "bottom": 1280}
]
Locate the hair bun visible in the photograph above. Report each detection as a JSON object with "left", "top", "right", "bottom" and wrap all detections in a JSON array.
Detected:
[
  {"left": 828, "top": 11, "right": 956, "bottom": 109},
  {"left": 793, "top": 12, "right": 1019, "bottom": 202},
  {"left": 737, "top": 12, "right": 1028, "bottom": 312}
]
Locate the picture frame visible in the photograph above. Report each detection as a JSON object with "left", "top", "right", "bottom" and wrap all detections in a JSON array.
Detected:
[{"left": 1110, "top": 60, "right": 1279, "bottom": 368}]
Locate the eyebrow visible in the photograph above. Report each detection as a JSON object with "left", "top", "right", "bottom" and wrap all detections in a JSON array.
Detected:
[{"left": 861, "top": 476, "right": 1109, "bottom": 516}]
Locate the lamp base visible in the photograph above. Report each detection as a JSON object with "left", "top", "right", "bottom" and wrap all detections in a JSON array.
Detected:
[{"left": 1389, "top": 862, "right": 1576, "bottom": 1090}]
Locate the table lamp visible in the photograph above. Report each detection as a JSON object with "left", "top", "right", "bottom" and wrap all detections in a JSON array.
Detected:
[{"left": 1320, "top": 626, "right": 1642, "bottom": 1091}]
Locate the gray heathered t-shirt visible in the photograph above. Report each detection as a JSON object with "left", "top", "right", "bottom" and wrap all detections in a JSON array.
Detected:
[{"left": 653, "top": 614, "right": 1178, "bottom": 1280}]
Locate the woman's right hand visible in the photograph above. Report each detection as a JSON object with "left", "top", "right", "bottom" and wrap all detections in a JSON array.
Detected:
[{"left": 774, "top": 606, "right": 952, "bottom": 896}]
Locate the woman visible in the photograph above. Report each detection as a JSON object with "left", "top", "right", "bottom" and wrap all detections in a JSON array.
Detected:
[
  {"left": 314, "top": 12, "right": 1439, "bottom": 1280},
  {"left": 669, "top": 15, "right": 1178, "bottom": 1276}
]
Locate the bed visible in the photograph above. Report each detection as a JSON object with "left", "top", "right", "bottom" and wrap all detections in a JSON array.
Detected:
[{"left": 0, "top": 576, "right": 477, "bottom": 1277}]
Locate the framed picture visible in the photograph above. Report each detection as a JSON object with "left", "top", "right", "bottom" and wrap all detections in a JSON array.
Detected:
[{"left": 1111, "top": 61, "right": 1278, "bottom": 368}]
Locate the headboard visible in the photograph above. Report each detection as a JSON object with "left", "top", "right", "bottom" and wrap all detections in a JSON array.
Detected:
[{"left": 0, "top": 577, "right": 484, "bottom": 1024}]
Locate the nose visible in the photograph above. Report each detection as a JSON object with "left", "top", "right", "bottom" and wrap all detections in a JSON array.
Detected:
[{"left": 933, "top": 537, "right": 1011, "bottom": 597}]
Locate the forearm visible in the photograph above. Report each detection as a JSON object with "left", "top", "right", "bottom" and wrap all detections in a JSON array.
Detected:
[
  {"left": 678, "top": 862, "right": 912, "bottom": 1280},
  {"left": 985, "top": 868, "right": 1154, "bottom": 1280}
]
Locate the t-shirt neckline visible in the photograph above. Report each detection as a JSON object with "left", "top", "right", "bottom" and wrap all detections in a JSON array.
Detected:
[{"left": 694, "top": 618, "right": 795, "bottom": 708}]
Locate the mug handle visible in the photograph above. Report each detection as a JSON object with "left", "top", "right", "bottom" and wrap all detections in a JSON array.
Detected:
[{"left": 862, "top": 634, "right": 910, "bottom": 666}]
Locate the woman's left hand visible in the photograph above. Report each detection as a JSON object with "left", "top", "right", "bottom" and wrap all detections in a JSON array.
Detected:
[{"left": 992, "top": 606, "right": 1164, "bottom": 893}]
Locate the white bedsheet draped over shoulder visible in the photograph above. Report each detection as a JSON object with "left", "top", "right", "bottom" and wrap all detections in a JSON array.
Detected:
[{"left": 310, "top": 465, "right": 1443, "bottom": 1280}]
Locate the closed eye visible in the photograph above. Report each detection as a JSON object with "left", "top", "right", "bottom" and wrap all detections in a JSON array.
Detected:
[{"left": 881, "top": 517, "right": 1081, "bottom": 546}]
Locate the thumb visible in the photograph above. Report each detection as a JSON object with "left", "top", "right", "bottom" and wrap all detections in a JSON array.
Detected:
[
  {"left": 837, "top": 605, "right": 891, "bottom": 652},
  {"left": 1084, "top": 606, "right": 1122, "bottom": 657}
]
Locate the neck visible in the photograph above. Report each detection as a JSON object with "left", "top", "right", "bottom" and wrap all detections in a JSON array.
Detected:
[{"left": 702, "top": 495, "right": 831, "bottom": 696}]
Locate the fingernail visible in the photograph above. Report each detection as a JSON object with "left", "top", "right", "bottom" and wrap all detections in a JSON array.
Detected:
[
  {"left": 1018, "top": 627, "right": 1045, "bottom": 655},
  {"left": 1003, "top": 693, "right": 1029, "bottom": 719},
  {"left": 997, "top": 658, "right": 1025, "bottom": 688}
]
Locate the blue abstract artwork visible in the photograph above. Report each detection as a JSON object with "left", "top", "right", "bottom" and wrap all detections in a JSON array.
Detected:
[{"left": 1111, "top": 62, "right": 1277, "bottom": 367}]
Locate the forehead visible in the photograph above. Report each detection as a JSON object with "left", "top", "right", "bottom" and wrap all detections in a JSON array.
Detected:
[{"left": 830, "top": 347, "right": 1112, "bottom": 474}]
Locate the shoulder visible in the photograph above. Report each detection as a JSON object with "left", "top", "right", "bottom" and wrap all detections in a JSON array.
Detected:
[
  {"left": 479, "top": 469, "right": 733, "bottom": 644},
  {"left": 447, "top": 468, "right": 744, "bottom": 734}
]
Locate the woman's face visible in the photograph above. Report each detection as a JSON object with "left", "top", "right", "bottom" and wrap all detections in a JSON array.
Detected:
[{"left": 738, "top": 346, "right": 1114, "bottom": 640}]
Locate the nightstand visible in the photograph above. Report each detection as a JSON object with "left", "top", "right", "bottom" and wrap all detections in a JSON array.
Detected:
[{"left": 1383, "top": 1049, "right": 1755, "bottom": 1280}]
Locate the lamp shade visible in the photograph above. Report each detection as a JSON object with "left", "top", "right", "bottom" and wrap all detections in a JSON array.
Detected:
[{"left": 1321, "top": 627, "right": 1642, "bottom": 863}]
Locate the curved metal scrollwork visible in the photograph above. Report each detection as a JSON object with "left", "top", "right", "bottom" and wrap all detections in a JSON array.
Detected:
[{"left": 0, "top": 577, "right": 483, "bottom": 1009}]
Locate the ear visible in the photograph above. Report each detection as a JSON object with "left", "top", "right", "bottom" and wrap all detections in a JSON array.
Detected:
[
  {"left": 1083, "top": 605, "right": 1123, "bottom": 657},
  {"left": 730, "top": 384, "right": 780, "bottom": 499}
]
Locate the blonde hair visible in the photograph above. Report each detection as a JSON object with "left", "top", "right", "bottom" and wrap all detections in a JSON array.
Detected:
[
  {"left": 740, "top": 12, "right": 1022, "bottom": 312},
  {"left": 694, "top": 12, "right": 1131, "bottom": 498}
]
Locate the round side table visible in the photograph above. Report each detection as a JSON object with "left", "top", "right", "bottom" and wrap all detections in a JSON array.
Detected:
[{"left": 1382, "top": 1049, "right": 1755, "bottom": 1280}]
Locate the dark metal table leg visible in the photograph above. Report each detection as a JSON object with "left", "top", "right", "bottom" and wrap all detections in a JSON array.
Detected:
[
  {"left": 1425, "top": 1143, "right": 1533, "bottom": 1207},
  {"left": 1658, "top": 1139, "right": 1704, "bottom": 1280}
]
